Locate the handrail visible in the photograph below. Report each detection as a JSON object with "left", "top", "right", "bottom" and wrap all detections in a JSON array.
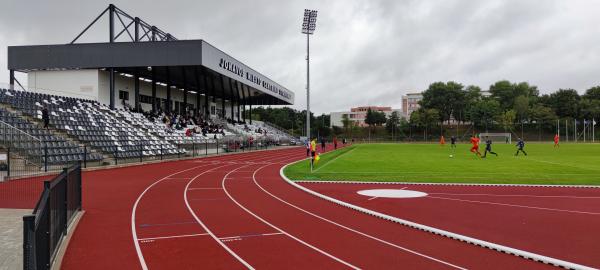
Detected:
[{"left": 0, "top": 120, "right": 42, "bottom": 143}]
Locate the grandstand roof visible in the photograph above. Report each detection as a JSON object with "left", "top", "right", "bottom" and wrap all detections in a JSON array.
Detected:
[{"left": 7, "top": 40, "right": 294, "bottom": 105}]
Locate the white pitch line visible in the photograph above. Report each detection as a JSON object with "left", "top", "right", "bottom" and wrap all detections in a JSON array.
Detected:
[
  {"left": 428, "top": 193, "right": 600, "bottom": 199},
  {"left": 138, "top": 233, "right": 209, "bottom": 241},
  {"left": 312, "top": 147, "right": 356, "bottom": 173},
  {"left": 428, "top": 196, "right": 600, "bottom": 215}
]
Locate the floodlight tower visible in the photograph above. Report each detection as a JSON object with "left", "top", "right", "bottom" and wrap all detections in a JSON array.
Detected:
[{"left": 302, "top": 9, "right": 318, "bottom": 140}]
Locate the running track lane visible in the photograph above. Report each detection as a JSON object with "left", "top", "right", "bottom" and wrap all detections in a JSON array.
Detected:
[
  {"left": 298, "top": 182, "right": 600, "bottom": 269},
  {"left": 61, "top": 149, "right": 298, "bottom": 270}
]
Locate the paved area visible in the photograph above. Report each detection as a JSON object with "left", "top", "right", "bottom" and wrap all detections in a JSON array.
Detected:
[{"left": 0, "top": 208, "right": 31, "bottom": 270}]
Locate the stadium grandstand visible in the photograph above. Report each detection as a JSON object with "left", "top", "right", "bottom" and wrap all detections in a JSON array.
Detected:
[{"left": 1, "top": 4, "right": 297, "bottom": 179}]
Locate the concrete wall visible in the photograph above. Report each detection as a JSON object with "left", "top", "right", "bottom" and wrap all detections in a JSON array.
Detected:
[
  {"left": 330, "top": 109, "right": 404, "bottom": 128},
  {"left": 27, "top": 70, "right": 99, "bottom": 101}
]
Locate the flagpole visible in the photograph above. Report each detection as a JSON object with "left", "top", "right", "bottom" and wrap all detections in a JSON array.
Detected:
[
  {"left": 574, "top": 119, "right": 577, "bottom": 143},
  {"left": 565, "top": 119, "right": 568, "bottom": 142}
]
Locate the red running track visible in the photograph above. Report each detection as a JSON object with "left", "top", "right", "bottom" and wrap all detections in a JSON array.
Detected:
[
  {"left": 52, "top": 145, "right": 555, "bottom": 269},
  {"left": 299, "top": 182, "right": 600, "bottom": 269}
]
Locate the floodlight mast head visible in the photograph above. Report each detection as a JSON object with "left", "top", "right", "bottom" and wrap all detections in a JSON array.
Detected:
[{"left": 302, "top": 9, "right": 318, "bottom": 34}]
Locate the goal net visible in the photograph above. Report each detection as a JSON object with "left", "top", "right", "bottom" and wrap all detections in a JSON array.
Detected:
[{"left": 479, "top": 133, "right": 512, "bottom": 144}]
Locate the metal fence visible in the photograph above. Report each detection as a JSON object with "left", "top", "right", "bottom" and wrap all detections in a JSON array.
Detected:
[
  {"left": 22, "top": 163, "right": 82, "bottom": 270},
  {"left": 0, "top": 120, "right": 43, "bottom": 180},
  {"left": 101, "top": 136, "right": 277, "bottom": 166}
]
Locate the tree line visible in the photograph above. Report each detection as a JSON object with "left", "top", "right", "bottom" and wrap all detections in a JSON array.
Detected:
[
  {"left": 412, "top": 80, "right": 600, "bottom": 138},
  {"left": 246, "top": 80, "right": 600, "bottom": 141}
]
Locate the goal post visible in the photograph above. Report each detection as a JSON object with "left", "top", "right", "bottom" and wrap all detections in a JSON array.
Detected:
[{"left": 479, "top": 133, "right": 512, "bottom": 144}]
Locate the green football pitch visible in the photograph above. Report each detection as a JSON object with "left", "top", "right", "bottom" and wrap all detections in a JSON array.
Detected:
[{"left": 284, "top": 143, "right": 600, "bottom": 185}]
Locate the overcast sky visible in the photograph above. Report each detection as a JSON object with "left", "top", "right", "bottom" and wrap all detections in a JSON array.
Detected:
[{"left": 2, "top": 0, "right": 600, "bottom": 114}]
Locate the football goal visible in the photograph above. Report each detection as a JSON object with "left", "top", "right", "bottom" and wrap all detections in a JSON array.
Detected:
[{"left": 479, "top": 133, "right": 512, "bottom": 144}]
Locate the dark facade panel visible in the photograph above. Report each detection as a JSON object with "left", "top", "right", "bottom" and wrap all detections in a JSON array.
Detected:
[{"left": 8, "top": 40, "right": 204, "bottom": 70}]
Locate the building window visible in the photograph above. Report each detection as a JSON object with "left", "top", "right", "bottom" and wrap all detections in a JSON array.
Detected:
[{"left": 119, "top": 90, "right": 129, "bottom": 100}]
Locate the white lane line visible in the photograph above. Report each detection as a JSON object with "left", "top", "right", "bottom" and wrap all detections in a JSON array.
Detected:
[
  {"left": 367, "top": 197, "right": 378, "bottom": 201},
  {"left": 428, "top": 196, "right": 600, "bottom": 215},
  {"left": 138, "top": 233, "right": 209, "bottom": 241},
  {"left": 312, "top": 147, "right": 356, "bottom": 173},
  {"left": 188, "top": 187, "right": 223, "bottom": 190},
  {"left": 223, "top": 159, "right": 361, "bottom": 269},
  {"left": 218, "top": 232, "right": 284, "bottom": 240},
  {"left": 185, "top": 164, "right": 256, "bottom": 269},
  {"left": 253, "top": 165, "right": 467, "bottom": 270},
  {"left": 131, "top": 163, "right": 220, "bottom": 270},
  {"left": 429, "top": 193, "right": 600, "bottom": 199},
  {"left": 182, "top": 151, "right": 298, "bottom": 269}
]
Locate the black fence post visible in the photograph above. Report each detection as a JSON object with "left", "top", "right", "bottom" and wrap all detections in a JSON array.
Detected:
[
  {"left": 205, "top": 141, "right": 208, "bottom": 156},
  {"left": 139, "top": 142, "right": 143, "bottom": 163},
  {"left": 44, "top": 145, "right": 48, "bottom": 172},
  {"left": 192, "top": 142, "right": 196, "bottom": 157},
  {"left": 83, "top": 145, "right": 87, "bottom": 169},
  {"left": 7, "top": 147, "right": 10, "bottom": 178},
  {"left": 177, "top": 144, "right": 181, "bottom": 159},
  {"left": 62, "top": 167, "right": 68, "bottom": 235},
  {"left": 216, "top": 139, "right": 219, "bottom": 155},
  {"left": 23, "top": 214, "right": 35, "bottom": 270},
  {"left": 160, "top": 144, "right": 163, "bottom": 160},
  {"left": 114, "top": 147, "right": 118, "bottom": 166}
]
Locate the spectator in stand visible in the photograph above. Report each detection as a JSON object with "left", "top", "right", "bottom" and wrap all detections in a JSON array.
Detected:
[
  {"left": 42, "top": 106, "right": 49, "bottom": 129},
  {"left": 321, "top": 138, "right": 326, "bottom": 151}
]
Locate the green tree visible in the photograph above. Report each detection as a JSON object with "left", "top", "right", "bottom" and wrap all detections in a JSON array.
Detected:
[
  {"left": 583, "top": 86, "right": 600, "bottom": 100},
  {"left": 374, "top": 111, "right": 387, "bottom": 126},
  {"left": 457, "top": 85, "right": 483, "bottom": 123},
  {"left": 489, "top": 80, "right": 538, "bottom": 111},
  {"left": 489, "top": 80, "right": 515, "bottom": 110},
  {"left": 579, "top": 99, "right": 600, "bottom": 120},
  {"left": 498, "top": 109, "right": 516, "bottom": 133},
  {"left": 547, "top": 89, "right": 580, "bottom": 118},
  {"left": 530, "top": 104, "right": 557, "bottom": 123},
  {"left": 513, "top": 95, "right": 530, "bottom": 123},
  {"left": 385, "top": 111, "right": 401, "bottom": 138},
  {"left": 365, "top": 108, "right": 376, "bottom": 127},
  {"left": 420, "top": 81, "right": 465, "bottom": 126},
  {"left": 469, "top": 98, "right": 501, "bottom": 131}
]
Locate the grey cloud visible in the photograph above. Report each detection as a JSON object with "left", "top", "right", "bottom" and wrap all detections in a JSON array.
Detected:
[{"left": 1, "top": 0, "right": 600, "bottom": 114}]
